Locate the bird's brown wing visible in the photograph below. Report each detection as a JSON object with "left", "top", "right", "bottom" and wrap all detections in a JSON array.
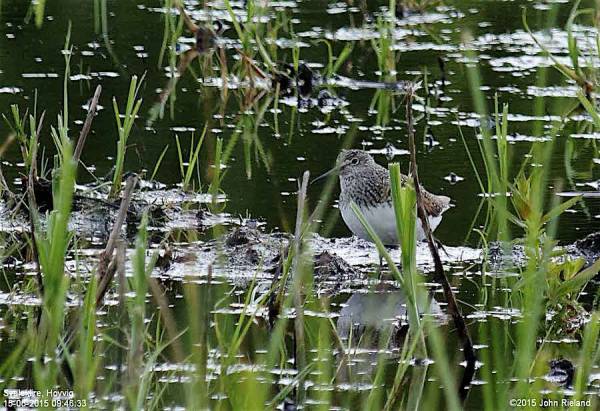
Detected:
[
  {"left": 385, "top": 170, "right": 450, "bottom": 217},
  {"left": 421, "top": 191, "right": 451, "bottom": 217}
]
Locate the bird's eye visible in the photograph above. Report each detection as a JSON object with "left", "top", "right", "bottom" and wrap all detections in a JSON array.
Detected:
[{"left": 351, "top": 158, "right": 359, "bottom": 165}]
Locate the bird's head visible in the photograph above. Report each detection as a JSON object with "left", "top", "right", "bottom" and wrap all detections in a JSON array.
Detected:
[
  {"left": 311, "top": 149, "right": 377, "bottom": 185},
  {"left": 336, "top": 149, "right": 377, "bottom": 177}
]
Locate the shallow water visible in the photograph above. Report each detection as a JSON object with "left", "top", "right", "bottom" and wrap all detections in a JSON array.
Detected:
[
  {"left": 0, "top": 0, "right": 599, "bottom": 244},
  {"left": 1, "top": 0, "right": 600, "bottom": 409}
]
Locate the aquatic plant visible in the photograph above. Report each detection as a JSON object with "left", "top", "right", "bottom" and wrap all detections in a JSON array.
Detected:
[
  {"left": 30, "top": 122, "right": 77, "bottom": 393},
  {"left": 2, "top": 1, "right": 600, "bottom": 410},
  {"left": 462, "top": 29, "right": 600, "bottom": 410},
  {"left": 110, "top": 75, "right": 143, "bottom": 199},
  {"left": 523, "top": 1, "right": 596, "bottom": 99},
  {"left": 175, "top": 127, "right": 206, "bottom": 192},
  {"left": 371, "top": 15, "right": 397, "bottom": 78},
  {"left": 32, "top": 0, "right": 46, "bottom": 28},
  {"left": 2, "top": 106, "right": 42, "bottom": 178},
  {"left": 319, "top": 40, "right": 354, "bottom": 79}
]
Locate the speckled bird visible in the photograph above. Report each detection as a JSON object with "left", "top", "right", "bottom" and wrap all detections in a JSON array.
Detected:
[{"left": 317, "top": 149, "right": 451, "bottom": 245}]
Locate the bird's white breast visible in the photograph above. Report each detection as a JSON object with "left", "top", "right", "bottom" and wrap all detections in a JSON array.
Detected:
[{"left": 340, "top": 203, "right": 443, "bottom": 246}]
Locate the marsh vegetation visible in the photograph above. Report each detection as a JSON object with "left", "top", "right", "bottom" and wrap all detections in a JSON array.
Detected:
[{"left": 0, "top": 0, "right": 600, "bottom": 410}]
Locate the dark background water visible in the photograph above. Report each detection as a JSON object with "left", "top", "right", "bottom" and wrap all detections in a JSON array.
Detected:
[{"left": 0, "top": 0, "right": 598, "bottom": 246}]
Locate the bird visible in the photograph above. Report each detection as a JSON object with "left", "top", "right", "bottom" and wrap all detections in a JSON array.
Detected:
[{"left": 314, "top": 149, "right": 451, "bottom": 245}]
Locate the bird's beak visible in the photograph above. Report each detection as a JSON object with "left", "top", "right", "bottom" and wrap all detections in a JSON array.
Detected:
[{"left": 310, "top": 165, "right": 339, "bottom": 185}]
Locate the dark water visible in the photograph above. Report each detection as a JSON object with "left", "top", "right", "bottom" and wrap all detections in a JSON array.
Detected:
[
  {"left": 1, "top": 0, "right": 600, "bottom": 408},
  {"left": 0, "top": 0, "right": 598, "bottom": 245}
]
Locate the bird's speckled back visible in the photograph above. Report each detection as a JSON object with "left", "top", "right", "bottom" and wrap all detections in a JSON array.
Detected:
[{"left": 337, "top": 149, "right": 450, "bottom": 217}]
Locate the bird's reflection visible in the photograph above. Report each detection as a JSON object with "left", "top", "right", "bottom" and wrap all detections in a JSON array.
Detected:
[{"left": 335, "top": 287, "right": 445, "bottom": 383}]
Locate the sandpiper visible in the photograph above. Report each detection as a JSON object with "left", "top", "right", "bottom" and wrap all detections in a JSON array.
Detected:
[{"left": 315, "top": 149, "right": 451, "bottom": 245}]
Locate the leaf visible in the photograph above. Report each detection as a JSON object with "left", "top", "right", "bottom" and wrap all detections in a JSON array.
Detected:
[
  {"left": 577, "top": 91, "right": 600, "bottom": 127},
  {"left": 566, "top": 0, "right": 583, "bottom": 72},
  {"left": 552, "top": 258, "right": 600, "bottom": 300},
  {"left": 494, "top": 202, "right": 527, "bottom": 229},
  {"left": 332, "top": 42, "right": 355, "bottom": 75},
  {"left": 541, "top": 195, "right": 581, "bottom": 224}
]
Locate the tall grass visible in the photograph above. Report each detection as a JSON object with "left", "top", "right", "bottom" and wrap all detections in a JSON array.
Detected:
[
  {"left": 3, "top": 2, "right": 600, "bottom": 410},
  {"left": 3, "top": 106, "right": 41, "bottom": 176},
  {"left": 175, "top": 127, "right": 206, "bottom": 192},
  {"left": 110, "top": 75, "right": 143, "bottom": 198},
  {"left": 126, "top": 213, "right": 160, "bottom": 408},
  {"left": 93, "top": 0, "right": 108, "bottom": 35},
  {"left": 461, "top": 8, "right": 600, "bottom": 408},
  {"left": 31, "top": 122, "right": 76, "bottom": 394},
  {"left": 32, "top": 0, "right": 46, "bottom": 28}
]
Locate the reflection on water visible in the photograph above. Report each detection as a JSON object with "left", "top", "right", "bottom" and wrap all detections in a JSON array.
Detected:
[{"left": 335, "top": 289, "right": 444, "bottom": 383}]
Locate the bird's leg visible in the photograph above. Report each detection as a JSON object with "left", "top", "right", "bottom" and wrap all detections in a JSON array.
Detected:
[
  {"left": 377, "top": 245, "right": 401, "bottom": 277},
  {"left": 386, "top": 245, "right": 401, "bottom": 272}
]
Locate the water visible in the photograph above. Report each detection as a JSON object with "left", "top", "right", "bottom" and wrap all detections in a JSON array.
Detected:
[
  {"left": 1, "top": 0, "right": 600, "bottom": 409},
  {"left": 0, "top": 0, "right": 597, "bottom": 244}
]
